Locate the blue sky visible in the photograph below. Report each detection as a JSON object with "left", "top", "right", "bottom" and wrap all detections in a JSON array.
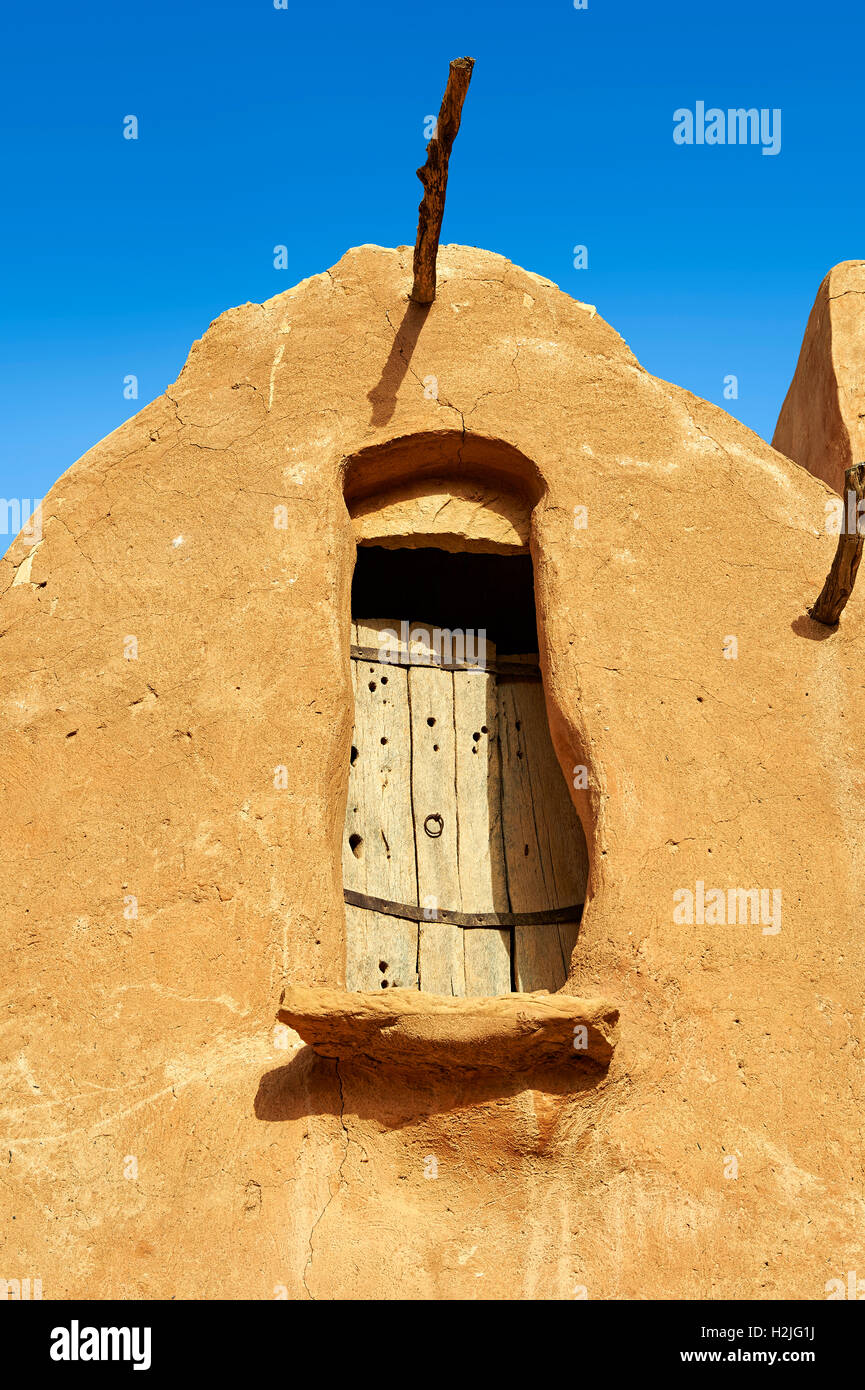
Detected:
[{"left": 2, "top": 0, "right": 863, "bottom": 512}]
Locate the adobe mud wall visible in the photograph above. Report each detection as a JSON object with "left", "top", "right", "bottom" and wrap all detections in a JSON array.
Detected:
[{"left": 2, "top": 245, "right": 863, "bottom": 1298}]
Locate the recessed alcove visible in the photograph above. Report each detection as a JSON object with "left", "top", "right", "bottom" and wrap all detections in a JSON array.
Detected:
[
  {"left": 279, "top": 435, "right": 615, "bottom": 1075},
  {"left": 350, "top": 545, "right": 539, "bottom": 651},
  {"left": 343, "top": 538, "right": 589, "bottom": 998}
]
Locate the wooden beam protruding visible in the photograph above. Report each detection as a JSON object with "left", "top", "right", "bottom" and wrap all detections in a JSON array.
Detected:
[
  {"left": 410, "top": 57, "right": 474, "bottom": 304},
  {"left": 810, "top": 462, "right": 865, "bottom": 625}
]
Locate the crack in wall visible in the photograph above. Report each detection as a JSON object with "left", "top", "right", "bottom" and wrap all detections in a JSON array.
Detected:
[{"left": 301, "top": 1059, "right": 352, "bottom": 1300}]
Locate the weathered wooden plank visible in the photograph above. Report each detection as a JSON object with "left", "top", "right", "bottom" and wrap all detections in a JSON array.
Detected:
[
  {"left": 810, "top": 462, "right": 865, "bottom": 625},
  {"left": 498, "top": 672, "right": 588, "bottom": 992},
  {"left": 408, "top": 623, "right": 466, "bottom": 996},
  {"left": 454, "top": 653, "right": 512, "bottom": 995},
  {"left": 345, "top": 621, "right": 583, "bottom": 999},
  {"left": 343, "top": 619, "right": 418, "bottom": 991}
]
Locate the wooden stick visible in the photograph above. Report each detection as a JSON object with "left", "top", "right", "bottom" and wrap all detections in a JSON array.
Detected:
[
  {"left": 810, "top": 463, "right": 865, "bottom": 625},
  {"left": 410, "top": 57, "right": 474, "bottom": 304}
]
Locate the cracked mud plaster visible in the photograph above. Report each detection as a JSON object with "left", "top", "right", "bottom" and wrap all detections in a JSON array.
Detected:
[
  {"left": 2, "top": 244, "right": 865, "bottom": 1300},
  {"left": 302, "top": 1059, "right": 355, "bottom": 1300}
]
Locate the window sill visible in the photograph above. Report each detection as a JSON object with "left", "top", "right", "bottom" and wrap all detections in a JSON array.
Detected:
[{"left": 278, "top": 986, "right": 618, "bottom": 1073}]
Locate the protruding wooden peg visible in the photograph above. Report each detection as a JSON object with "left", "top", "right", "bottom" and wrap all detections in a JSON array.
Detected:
[
  {"left": 410, "top": 57, "right": 474, "bottom": 305},
  {"left": 810, "top": 462, "right": 865, "bottom": 626}
]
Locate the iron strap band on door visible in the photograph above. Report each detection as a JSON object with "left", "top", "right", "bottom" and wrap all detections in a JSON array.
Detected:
[
  {"left": 350, "top": 645, "right": 542, "bottom": 678},
  {"left": 343, "top": 888, "right": 584, "bottom": 930}
]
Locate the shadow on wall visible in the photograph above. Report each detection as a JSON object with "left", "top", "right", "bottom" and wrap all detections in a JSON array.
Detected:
[
  {"left": 790, "top": 613, "right": 839, "bottom": 641},
  {"left": 367, "top": 301, "right": 432, "bottom": 427},
  {"left": 254, "top": 1047, "right": 610, "bottom": 1126}
]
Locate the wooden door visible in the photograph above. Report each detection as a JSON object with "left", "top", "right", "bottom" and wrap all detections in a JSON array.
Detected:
[
  {"left": 497, "top": 671, "right": 587, "bottom": 990},
  {"left": 343, "top": 620, "right": 419, "bottom": 992},
  {"left": 343, "top": 618, "right": 587, "bottom": 996}
]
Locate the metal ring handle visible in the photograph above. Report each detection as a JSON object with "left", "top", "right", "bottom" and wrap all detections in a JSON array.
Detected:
[{"left": 423, "top": 813, "right": 444, "bottom": 839}]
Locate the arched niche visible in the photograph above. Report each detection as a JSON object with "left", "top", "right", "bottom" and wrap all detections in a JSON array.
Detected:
[
  {"left": 351, "top": 475, "right": 530, "bottom": 554},
  {"left": 338, "top": 431, "right": 592, "bottom": 999}
]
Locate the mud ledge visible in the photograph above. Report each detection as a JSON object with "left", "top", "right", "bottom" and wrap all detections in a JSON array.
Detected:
[{"left": 278, "top": 985, "right": 618, "bottom": 1072}]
